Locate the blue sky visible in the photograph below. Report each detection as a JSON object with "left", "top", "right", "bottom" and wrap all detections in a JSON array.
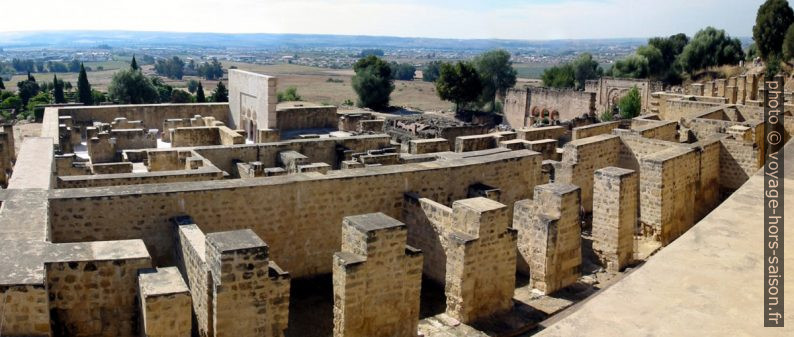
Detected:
[{"left": 2, "top": 0, "right": 766, "bottom": 40}]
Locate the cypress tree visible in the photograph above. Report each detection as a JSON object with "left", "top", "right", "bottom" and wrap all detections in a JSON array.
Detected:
[
  {"left": 130, "top": 55, "right": 139, "bottom": 71},
  {"left": 0, "top": 79, "right": 4, "bottom": 90},
  {"left": 53, "top": 74, "right": 66, "bottom": 103},
  {"left": 77, "top": 63, "right": 94, "bottom": 105},
  {"left": 196, "top": 81, "right": 206, "bottom": 103},
  {"left": 27, "top": 71, "right": 35, "bottom": 82},
  {"left": 212, "top": 81, "right": 228, "bottom": 102}
]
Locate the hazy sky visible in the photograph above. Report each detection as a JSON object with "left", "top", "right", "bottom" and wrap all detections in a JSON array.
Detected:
[{"left": 2, "top": 0, "right": 765, "bottom": 40}]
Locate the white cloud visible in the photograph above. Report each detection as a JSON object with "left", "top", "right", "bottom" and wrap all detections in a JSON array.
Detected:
[{"left": 1, "top": 0, "right": 763, "bottom": 39}]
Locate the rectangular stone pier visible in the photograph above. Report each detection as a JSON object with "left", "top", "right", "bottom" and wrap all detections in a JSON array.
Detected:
[
  {"left": 174, "top": 217, "right": 290, "bottom": 337},
  {"left": 592, "top": 167, "right": 638, "bottom": 271},
  {"left": 332, "top": 213, "right": 423, "bottom": 337},
  {"left": 513, "top": 183, "right": 581, "bottom": 294},
  {"left": 402, "top": 194, "right": 517, "bottom": 323},
  {"left": 138, "top": 267, "right": 192, "bottom": 337}
]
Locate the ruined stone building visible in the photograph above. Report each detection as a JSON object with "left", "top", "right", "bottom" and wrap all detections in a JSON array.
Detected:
[{"left": 0, "top": 69, "right": 791, "bottom": 336}]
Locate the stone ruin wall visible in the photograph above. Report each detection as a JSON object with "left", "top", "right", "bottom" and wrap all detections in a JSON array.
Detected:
[
  {"left": 47, "top": 150, "right": 542, "bottom": 278},
  {"left": 503, "top": 87, "right": 595, "bottom": 129},
  {"left": 57, "top": 103, "right": 231, "bottom": 130}
]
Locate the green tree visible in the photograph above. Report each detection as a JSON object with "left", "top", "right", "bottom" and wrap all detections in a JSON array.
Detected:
[
  {"left": 0, "top": 96, "right": 22, "bottom": 112},
  {"left": 390, "top": 63, "right": 417, "bottom": 81},
  {"left": 170, "top": 89, "right": 193, "bottom": 103},
  {"left": 571, "top": 53, "right": 603, "bottom": 90},
  {"left": 783, "top": 24, "right": 794, "bottom": 62},
  {"left": 150, "top": 77, "right": 173, "bottom": 102},
  {"left": 212, "top": 81, "right": 228, "bottom": 102},
  {"left": 91, "top": 90, "right": 107, "bottom": 104},
  {"left": 541, "top": 64, "right": 575, "bottom": 88},
  {"left": 435, "top": 61, "right": 483, "bottom": 112},
  {"left": 753, "top": 0, "right": 794, "bottom": 61},
  {"left": 473, "top": 49, "right": 517, "bottom": 110},
  {"left": 0, "top": 79, "right": 5, "bottom": 90},
  {"left": 610, "top": 55, "right": 649, "bottom": 78},
  {"left": 17, "top": 79, "right": 40, "bottom": 106},
  {"left": 187, "top": 79, "right": 199, "bottom": 94},
  {"left": 108, "top": 69, "right": 159, "bottom": 104},
  {"left": 422, "top": 61, "right": 442, "bottom": 82},
  {"left": 130, "top": 55, "right": 139, "bottom": 71},
  {"left": 77, "top": 63, "right": 93, "bottom": 105},
  {"left": 196, "top": 81, "right": 206, "bottom": 103},
  {"left": 26, "top": 92, "right": 51, "bottom": 111},
  {"left": 53, "top": 74, "right": 65, "bottom": 103},
  {"left": 351, "top": 55, "right": 394, "bottom": 109},
  {"left": 679, "top": 27, "right": 745, "bottom": 75},
  {"left": 277, "top": 86, "right": 301, "bottom": 102},
  {"left": 618, "top": 87, "right": 641, "bottom": 119}
]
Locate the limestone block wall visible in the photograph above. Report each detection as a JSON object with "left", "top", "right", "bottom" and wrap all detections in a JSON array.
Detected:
[
  {"left": 229, "top": 69, "right": 277, "bottom": 131},
  {"left": 110, "top": 128, "right": 157, "bottom": 150},
  {"left": 504, "top": 88, "right": 595, "bottom": 128},
  {"left": 332, "top": 213, "right": 422, "bottom": 337},
  {"left": 407, "top": 138, "right": 450, "bottom": 154},
  {"left": 45, "top": 241, "right": 152, "bottom": 337},
  {"left": 172, "top": 127, "right": 222, "bottom": 147},
  {"left": 174, "top": 219, "right": 214, "bottom": 337},
  {"left": 138, "top": 267, "right": 192, "bottom": 337},
  {"left": 555, "top": 134, "right": 621, "bottom": 212},
  {"left": 88, "top": 133, "right": 117, "bottom": 164},
  {"left": 455, "top": 134, "right": 496, "bottom": 152},
  {"left": 631, "top": 120, "right": 678, "bottom": 142},
  {"left": 638, "top": 147, "right": 699, "bottom": 244},
  {"left": 402, "top": 195, "right": 516, "bottom": 323},
  {"left": 656, "top": 98, "right": 724, "bottom": 121},
  {"left": 513, "top": 184, "right": 581, "bottom": 294},
  {"left": 193, "top": 135, "right": 391, "bottom": 174},
  {"left": 592, "top": 167, "right": 637, "bottom": 271},
  {"left": 206, "top": 230, "right": 290, "bottom": 337},
  {"left": 0, "top": 285, "right": 50, "bottom": 336},
  {"left": 516, "top": 126, "right": 565, "bottom": 141},
  {"left": 275, "top": 106, "right": 337, "bottom": 131},
  {"left": 218, "top": 126, "right": 245, "bottom": 145},
  {"left": 571, "top": 121, "right": 619, "bottom": 140},
  {"left": 687, "top": 139, "right": 722, "bottom": 221},
  {"left": 56, "top": 167, "right": 224, "bottom": 189},
  {"left": 719, "top": 137, "right": 762, "bottom": 190},
  {"left": 49, "top": 150, "right": 542, "bottom": 278},
  {"left": 58, "top": 104, "right": 231, "bottom": 130}
]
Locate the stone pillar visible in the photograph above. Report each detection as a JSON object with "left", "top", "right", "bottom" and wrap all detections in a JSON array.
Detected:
[
  {"left": 138, "top": 267, "right": 192, "bottom": 337},
  {"left": 715, "top": 79, "right": 727, "bottom": 98},
  {"left": 206, "top": 229, "right": 291, "bottom": 337},
  {"left": 333, "top": 213, "right": 422, "bottom": 337},
  {"left": 690, "top": 83, "right": 704, "bottom": 96},
  {"left": 726, "top": 86, "right": 738, "bottom": 104},
  {"left": 402, "top": 195, "right": 516, "bottom": 323},
  {"left": 639, "top": 148, "right": 699, "bottom": 245},
  {"left": 737, "top": 75, "right": 746, "bottom": 104},
  {"left": 513, "top": 183, "right": 581, "bottom": 294},
  {"left": 703, "top": 81, "right": 714, "bottom": 97},
  {"left": 747, "top": 74, "right": 758, "bottom": 101},
  {"left": 728, "top": 76, "right": 737, "bottom": 88},
  {"left": 592, "top": 167, "right": 637, "bottom": 272}
]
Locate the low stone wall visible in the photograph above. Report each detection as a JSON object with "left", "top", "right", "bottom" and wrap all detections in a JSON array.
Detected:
[
  {"left": 555, "top": 134, "right": 621, "bottom": 212},
  {"left": 58, "top": 103, "right": 231, "bottom": 130},
  {"left": 172, "top": 127, "right": 221, "bottom": 147},
  {"left": 407, "top": 138, "right": 450, "bottom": 154},
  {"left": 111, "top": 128, "right": 157, "bottom": 149},
  {"left": 276, "top": 105, "right": 337, "bottom": 131},
  {"left": 46, "top": 240, "right": 152, "bottom": 337},
  {"left": 138, "top": 267, "right": 192, "bottom": 337},
  {"left": 516, "top": 126, "right": 566, "bottom": 141},
  {"left": 572, "top": 121, "right": 620, "bottom": 140},
  {"left": 57, "top": 167, "right": 224, "bottom": 188}
]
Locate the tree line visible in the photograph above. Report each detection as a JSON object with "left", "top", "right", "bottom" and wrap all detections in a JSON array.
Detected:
[
  {"left": 154, "top": 56, "right": 224, "bottom": 80},
  {"left": 351, "top": 50, "right": 517, "bottom": 113},
  {"left": 0, "top": 58, "right": 227, "bottom": 121}
]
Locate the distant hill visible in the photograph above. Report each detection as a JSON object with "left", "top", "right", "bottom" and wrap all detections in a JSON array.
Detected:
[{"left": 0, "top": 30, "right": 650, "bottom": 51}]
